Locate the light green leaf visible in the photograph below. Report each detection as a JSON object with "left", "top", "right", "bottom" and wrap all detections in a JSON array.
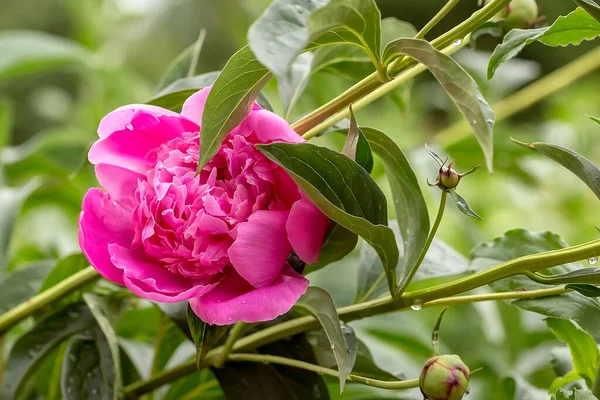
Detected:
[
  {"left": 305, "top": 224, "right": 358, "bottom": 274},
  {"left": 589, "top": 115, "right": 600, "bottom": 125},
  {"left": 1, "top": 303, "right": 95, "bottom": 399},
  {"left": 0, "top": 179, "right": 41, "bottom": 274},
  {"left": 449, "top": 189, "right": 483, "bottom": 220},
  {"left": 471, "top": 229, "right": 600, "bottom": 341},
  {"left": 258, "top": 142, "right": 398, "bottom": 294},
  {"left": 361, "top": 128, "right": 430, "bottom": 293},
  {"left": 280, "top": 52, "right": 313, "bottom": 120},
  {"left": 382, "top": 38, "right": 495, "bottom": 171},
  {"left": 0, "top": 30, "right": 89, "bottom": 81},
  {"left": 341, "top": 108, "right": 373, "bottom": 173},
  {"left": 155, "top": 28, "right": 206, "bottom": 91},
  {"left": 354, "top": 220, "right": 469, "bottom": 302},
  {"left": 546, "top": 318, "right": 598, "bottom": 388},
  {"left": 148, "top": 71, "right": 221, "bottom": 111},
  {"left": 0, "top": 98, "right": 14, "bottom": 148},
  {"left": 512, "top": 138, "right": 600, "bottom": 200},
  {"left": 248, "top": 0, "right": 382, "bottom": 78},
  {"left": 488, "top": 8, "right": 600, "bottom": 79},
  {"left": 198, "top": 46, "right": 272, "bottom": 170},
  {"left": 555, "top": 388, "right": 599, "bottom": 400},
  {"left": 0, "top": 260, "right": 54, "bottom": 314},
  {"left": 295, "top": 287, "right": 354, "bottom": 393}
]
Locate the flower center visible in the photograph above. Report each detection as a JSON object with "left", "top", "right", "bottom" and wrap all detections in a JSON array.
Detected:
[{"left": 132, "top": 131, "right": 284, "bottom": 280}]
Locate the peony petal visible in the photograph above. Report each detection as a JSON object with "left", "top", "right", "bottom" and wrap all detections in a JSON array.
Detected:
[
  {"left": 189, "top": 266, "right": 308, "bottom": 325},
  {"left": 108, "top": 244, "right": 214, "bottom": 302},
  {"left": 95, "top": 163, "right": 143, "bottom": 209},
  {"left": 98, "top": 104, "right": 183, "bottom": 139},
  {"left": 79, "top": 188, "right": 135, "bottom": 285},
  {"left": 89, "top": 108, "right": 198, "bottom": 174},
  {"left": 181, "top": 86, "right": 262, "bottom": 126},
  {"left": 286, "top": 197, "right": 329, "bottom": 264},
  {"left": 239, "top": 109, "right": 304, "bottom": 144},
  {"left": 228, "top": 210, "right": 291, "bottom": 288}
]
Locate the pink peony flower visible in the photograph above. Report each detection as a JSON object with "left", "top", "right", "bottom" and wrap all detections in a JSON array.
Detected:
[{"left": 79, "top": 87, "right": 329, "bottom": 325}]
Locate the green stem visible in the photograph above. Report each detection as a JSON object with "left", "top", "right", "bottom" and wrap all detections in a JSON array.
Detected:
[
  {"left": 122, "top": 282, "right": 575, "bottom": 396},
  {"left": 436, "top": 45, "right": 600, "bottom": 147},
  {"left": 227, "top": 353, "right": 420, "bottom": 390},
  {"left": 0, "top": 266, "right": 100, "bottom": 334},
  {"left": 415, "top": 0, "right": 461, "bottom": 39},
  {"left": 398, "top": 191, "right": 448, "bottom": 295},
  {"left": 151, "top": 314, "right": 168, "bottom": 378},
  {"left": 214, "top": 321, "right": 247, "bottom": 368},
  {"left": 292, "top": 0, "right": 511, "bottom": 136}
]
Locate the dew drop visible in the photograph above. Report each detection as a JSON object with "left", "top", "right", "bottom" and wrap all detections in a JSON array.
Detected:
[
  {"left": 67, "top": 388, "right": 73, "bottom": 394},
  {"left": 594, "top": 268, "right": 600, "bottom": 273},
  {"left": 453, "top": 39, "right": 463, "bottom": 46},
  {"left": 227, "top": 316, "right": 233, "bottom": 321},
  {"left": 92, "top": 389, "right": 99, "bottom": 395},
  {"left": 125, "top": 123, "right": 134, "bottom": 130},
  {"left": 588, "top": 257, "right": 598, "bottom": 265},
  {"left": 295, "top": 4, "right": 304, "bottom": 12},
  {"left": 87, "top": 371, "right": 93, "bottom": 378},
  {"left": 241, "top": 300, "right": 246, "bottom": 305},
  {"left": 330, "top": 343, "right": 336, "bottom": 350},
  {"left": 472, "top": 120, "right": 478, "bottom": 125},
  {"left": 68, "top": 311, "right": 79, "bottom": 319},
  {"left": 411, "top": 299, "right": 423, "bottom": 311}
]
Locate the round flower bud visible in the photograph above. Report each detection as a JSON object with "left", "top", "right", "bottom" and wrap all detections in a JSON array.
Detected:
[
  {"left": 419, "top": 354, "right": 470, "bottom": 400},
  {"left": 439, "top": 167, "right": 460, "bottom": 189},
  {"left": 495, "top": 0, "right": 539, "bottom": 31}
]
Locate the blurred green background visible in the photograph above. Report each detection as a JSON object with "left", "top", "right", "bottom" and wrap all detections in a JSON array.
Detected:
[{"left": 1, "top": 0, "right": 599, "bottom": 399}]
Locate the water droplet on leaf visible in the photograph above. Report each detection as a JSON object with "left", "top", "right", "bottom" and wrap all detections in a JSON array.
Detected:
[
  {"left": 453, "top": 39, "right": 463, "bottom": 46},
  {"left": 589, "top": 257, "right": 598, "bottom": 265},
  {"left": 411, "top": 299, "right": 423, "bottom": 311},
  {"left": 330, "top": 343, "right": 335, "bottom": 350}
]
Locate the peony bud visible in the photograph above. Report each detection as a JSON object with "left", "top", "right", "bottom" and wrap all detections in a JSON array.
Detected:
[
  {"left": 495, "top": 0, "right": 539, "bottom": 31},
  {"left": 438, "top": 166, "right": 460, "bottom": 189},
  {"left": 419, "top": 354, "right": 470, "bottom": 400}
]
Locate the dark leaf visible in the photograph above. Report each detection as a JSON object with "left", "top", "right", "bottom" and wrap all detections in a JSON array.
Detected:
[
  {"left": 0, "top": 260, "right": 53, "bottom": 314},
  {"left": 1, "top": 303, "right": 95, "bottom": 399},
  {"left": 488, "top": 8, "right": 600, "bottom": 78},
  {"left": 198, "top": 46, "right": 272, "bottom": 170},
  {"left": 382, "top": 38, "right": 495, "bottom": 171},
  {"left": 362, "top": 128, "right": 429, "bottom": 293},
  {"left": 567, "top": 284, "right": 600, "bottom": 297},
  {"left": 341, "top": 108, "right": 374, "bottom": 173},
  {"left": 304, "top": 224, "right": 358, "bottom": 274},
  {"left": 295, "top": 287, "right": 353, "bottom": 393},
  {"left": 258, "top": 142, "right": 398, "bottom": 294},
  {"left": 512, "top": 138, "right": 600, "bottom": 201},
  {"left": 187, "top": 304, "right": 229, "bottom": 367}
]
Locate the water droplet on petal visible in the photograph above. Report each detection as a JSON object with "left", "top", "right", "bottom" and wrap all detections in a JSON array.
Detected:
[
  {"left": 227, "top": 316, "right": 233, "bottom": 321},
  {"left": 241, "top": 300, "right": 246, "bottom": 304},
  {"left": 125, "top": 123, "right": 133, "bottom": 130},
  {"left": 453, "top": 39, "right": 463, "bottom": 46},
  {"left": 588, "top": 256, "right": 598, "bottom": 265}
]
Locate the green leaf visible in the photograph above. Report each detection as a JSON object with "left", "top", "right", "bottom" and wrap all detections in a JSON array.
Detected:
[
  {"left": 0, "top": 179, "right": 41, "bottom": 274},
  {"left": 1, "top": 303, "right": 95, "bottom": 399},
  {"left": 0, "top": 30, "right": 89, "bottom": 81},
  {"left": 155, "top": 28, "right": 207, "bottom": 91},
  {"left": 38, "top": 254, "right": 89, "bottom": 305},
  {"left": 248, "top": 0, "right": 382, "bottom": 79},
  {"left": 567, "top": 284, "right": 600, "bottom": 297},
  {"left": 503, "top": 376, "right": 548, "bottom": 400},
  {"left": 361, "top": 128, "right": 429, "bottom": 293},
  {"left": 0, "top": 98, "right": 14, "bottom": 148},
  {"left": 449, "top": 189, "right": 483, "bottom": 220},
  {"left": 589, "top": 115, "right": 600, "bottom": 125},
  {"left": 354, "top": 220, "right": 469, "bottom": 302},
  {"left": 0, "top": 260, "right": 54, "bottom": 314},
  {"left": 555, "top": 388, "right": 599, "bottom": 400},
  {"left": 198, "top": 46, "right": 272, "bottom": 171},
  {"left": 61, "top": 330, "right": 119, "bottom": 400},
  {"left": 295, "top": 287, "right": 354, "bottom": 393},
  {"left": 258, "top": 142, "right": 398, "bottom": 294},
  {"left": 341, "top": 108, "right": 374, "bottom": 173},
  {"left": 488, "top": 8, "right": 600, "bottom": 79},
  {"left": 304, "top": 224, "right": 358, "bottom": 274},
  {"left": 148, "top": 71, "right": 221, "bottom": 111},
  {"left": 279, "top": 52, "right": 314, "bottom": 121},
  {"left": 382, "top": 38, "right": 495, "bottom": 171},
  {"left": 187, "top": 304, "right": 228, "bottom": 368},
  {"left": 512, "top": 138, "right": 600, "bottom": 201},
  {"left": 471, "top": 229, "right": 600, "bottom": 341},
  {"left": 546, "top": 318, "right": 598, "bottom": 387},
  {"left": 82, "top": 293, "right": 123, "bottom": 398}
]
